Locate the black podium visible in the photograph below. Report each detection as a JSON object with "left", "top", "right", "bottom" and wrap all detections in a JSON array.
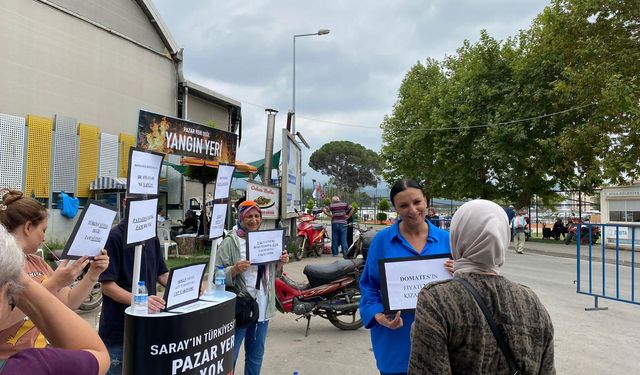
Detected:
[{"left": 123, "top": 294, "right": 235, "bottom": 375}]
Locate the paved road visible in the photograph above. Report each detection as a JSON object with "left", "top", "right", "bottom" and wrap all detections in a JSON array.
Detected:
[
  {"left": 237, "top": 249, "right": 640, "bottom": 374},
  {"left": 81, "top": 244, "right": 640, "bottom": 374}
]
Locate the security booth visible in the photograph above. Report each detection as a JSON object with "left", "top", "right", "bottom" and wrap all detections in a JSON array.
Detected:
[{"left": 599, "top": 184, "right": 640, "bottom": 249}]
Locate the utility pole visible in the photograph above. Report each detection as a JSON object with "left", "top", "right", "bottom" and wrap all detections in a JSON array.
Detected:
[{"left": 264, "top": 109, "right": 278, "bottom": 186}]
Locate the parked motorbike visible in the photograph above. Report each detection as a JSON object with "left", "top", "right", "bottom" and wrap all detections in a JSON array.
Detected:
[
  {"left": 40, "top": 244, "right": 103, "bottom": 311},
  {"left": 293, "top": 209, "right": 329, "bottom": 260},
  {"left": 275, "top": 258, "right": 364, "bottom": 336},
  {"left": 344, "top": 223, "right": 373, "bottom": 260},
  {"left": 565, "top": 220, "right": 601, "bottom": 245}
]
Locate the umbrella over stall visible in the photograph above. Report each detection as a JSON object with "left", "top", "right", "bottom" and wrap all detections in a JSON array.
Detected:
[{"left": 164, "top": 157, "right": 258, "bottom": 235}]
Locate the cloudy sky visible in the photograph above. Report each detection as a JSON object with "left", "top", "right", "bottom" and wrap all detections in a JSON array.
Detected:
[{"left": 153, "top": 0, "right": 549, "bottom": 188}]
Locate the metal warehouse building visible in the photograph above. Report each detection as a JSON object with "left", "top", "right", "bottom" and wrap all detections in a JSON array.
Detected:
[{"left": 0, "top": 0, "right": 242, "bottom": 241}]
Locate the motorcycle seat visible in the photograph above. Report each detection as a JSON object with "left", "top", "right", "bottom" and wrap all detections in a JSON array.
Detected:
[
  {"left": 304, "top": 259, "right": 364, "bottom": 287},
  {"left": 311, "top": 224, "right": 324, "bottom": 231}
]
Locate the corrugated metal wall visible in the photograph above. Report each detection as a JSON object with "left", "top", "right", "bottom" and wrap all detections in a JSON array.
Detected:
[
  {"left": 25, "top": 115, "right": 53, "bottom": 198},
  {"left": 118, "top": 132, "right": 136, "bottom": 178},
  {"left": 52, "top": 115, "right": 78, "bottom": 194},
  {"left": 77, "top": 123, "right": 100, "bottom": 197},
  {"left": 99, "top": 133, "right": 119, "bottom": 178},
  {"left": 0, "top": 114, "right": 26, "bottom": 191}
]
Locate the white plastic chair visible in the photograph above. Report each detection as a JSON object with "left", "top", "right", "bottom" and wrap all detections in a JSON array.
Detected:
[{"left": 157, "top": 227, "right": 178, "bottom": 259}]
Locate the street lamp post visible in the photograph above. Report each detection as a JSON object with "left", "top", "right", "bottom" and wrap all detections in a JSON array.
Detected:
[{"left": 292, "top": 28, "right": 330, "bottom": 135}]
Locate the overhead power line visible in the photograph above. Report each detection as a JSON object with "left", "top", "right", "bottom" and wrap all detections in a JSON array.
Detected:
[
  {"left": 406, "top": 103, "right": 597, "bottom": 132},
  {"left": 238, "top": 96, "right": 596, "bottom": 132}
]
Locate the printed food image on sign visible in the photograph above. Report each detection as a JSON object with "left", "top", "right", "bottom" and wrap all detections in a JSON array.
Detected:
[
  {"left": 137, "top": 110, "right": 237, "bottom": 163},
  {"left": 255, "top": 196, "right": 274, "bottom": 209}
]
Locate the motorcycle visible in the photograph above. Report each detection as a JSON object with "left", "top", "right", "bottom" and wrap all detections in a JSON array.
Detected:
[
  {"left": 275, "top": 258, "right": 364, "bottom": 336},
  {"left": 565, "top": 220, "right": 601, "bottom": 245},
  {"left": 344, "top": 223, "right": 374, "bottom": 260},
  {"left": 40, "top": 244, "right": 103, "bottom": 311},
  {"left": 293, "top": 209, "right": 329, "bottom": 260}
]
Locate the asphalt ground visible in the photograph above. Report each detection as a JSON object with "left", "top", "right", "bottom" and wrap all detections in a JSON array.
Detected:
[{"left": 80, "top": 236, "right": 640, "bottom": 374}]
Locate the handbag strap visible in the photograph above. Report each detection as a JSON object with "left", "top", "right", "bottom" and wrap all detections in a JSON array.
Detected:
[{"left": 454, "top": 278, "right": 521, "bottom": 375}]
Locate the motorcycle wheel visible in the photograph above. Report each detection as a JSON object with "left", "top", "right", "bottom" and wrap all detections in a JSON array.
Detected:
[
  {"left": 326, "top": 287, "right": 363, "bottom": 331},
  {"left": 294, "top": 236, "right": 307, "bottom": 261},
  {"left": 313, "top": 240, "right": 324, "bottom": 257},
  {"left": 78, "top": 282, "right": 103, "bottom": 311}
]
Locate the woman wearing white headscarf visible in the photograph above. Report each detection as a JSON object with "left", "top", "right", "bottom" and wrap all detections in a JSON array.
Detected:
[{"left": 408, "top": 200, "right": 555, "bottom": 375}]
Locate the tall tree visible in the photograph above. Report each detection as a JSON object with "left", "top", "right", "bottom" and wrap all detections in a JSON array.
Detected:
[
  {"left": 309, "top": 141, "right": 382, "bottom": 194},
  {"left": 381, "top": 0, "right": 640, "bottom": 207}
]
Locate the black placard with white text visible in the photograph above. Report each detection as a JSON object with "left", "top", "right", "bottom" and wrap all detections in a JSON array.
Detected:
[{"left": 123, "top": 299, "right": 235, "bottom": 375}]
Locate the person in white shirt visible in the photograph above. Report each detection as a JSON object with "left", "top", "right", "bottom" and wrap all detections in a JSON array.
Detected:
[
  {"left": 511, "top": 209, "right": 528, "bottom": 254},
  {"left": 215, "top": 200, "right": 289, "bottom": 375}
]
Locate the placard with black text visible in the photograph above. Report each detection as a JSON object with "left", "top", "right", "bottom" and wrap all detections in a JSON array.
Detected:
[
  {"left": 61, "top": 201, "right": 117, "bottom": 259},
  {"left": 246, "top": 229, "right": 285, "bottom": 265},
  {"left": 125, "top": 198, "right": 159, "bottom": 245},
  {"left": 379, "top": 254, "right": 451, "bottom": 313}
]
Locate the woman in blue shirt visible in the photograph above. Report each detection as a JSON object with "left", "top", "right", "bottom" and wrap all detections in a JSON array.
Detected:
[{"left": 360, "top": 179, "right": 453, "bottom": 375}]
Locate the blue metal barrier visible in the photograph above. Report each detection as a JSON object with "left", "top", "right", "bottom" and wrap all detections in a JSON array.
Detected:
[
  {"left": 428, "top": 218, "right": 451, "bottom": 230},
  {"left": 576, "top": 223, "right": 639, "bottom": 310}
]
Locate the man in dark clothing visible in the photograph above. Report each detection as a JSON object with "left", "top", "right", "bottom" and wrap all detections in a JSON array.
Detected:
[
  {"left": 505, "top": 205, "right": 516, "bottom": 240},
  {"left": 552, "top": 218, "right": 567, "bottom": 240},
  {"left": 99, "top": 219, "right": 169, "bottom": 374},
  {"left": 170, "top": 209, "right": 198, "bottom": 240}
]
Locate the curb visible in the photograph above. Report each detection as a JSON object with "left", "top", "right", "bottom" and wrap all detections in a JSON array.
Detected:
[{"left": 509, "top": 245, "right": 640, "bottom": 268}]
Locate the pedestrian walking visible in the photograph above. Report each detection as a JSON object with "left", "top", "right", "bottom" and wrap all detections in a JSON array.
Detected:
[{"left": 512, "top": 209, "right": 528, "bottom": 254}]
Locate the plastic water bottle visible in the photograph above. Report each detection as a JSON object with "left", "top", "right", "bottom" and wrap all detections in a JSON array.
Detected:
[
  {"left": 132, "top": 281, "right": 148, "bottom": 315},
  {"left": 214, "top": 266, "right": 226, "bottom": 298}
]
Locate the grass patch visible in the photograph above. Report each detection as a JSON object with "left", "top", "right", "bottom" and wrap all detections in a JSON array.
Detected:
[
  {"left": 166, "top": 255, "right": 211, "bottom": 270},
  {"left": 45, "top": 241, "right": 66, "bottom": 250}
]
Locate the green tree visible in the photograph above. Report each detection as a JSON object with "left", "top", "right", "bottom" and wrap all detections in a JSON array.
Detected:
[
  {"left": 528, "top": 0, "right": 640, "bottom": 191},
  {"left": 350, "top": 202, "right": 360, "bottom": 222},
  {"left": 381, "top": 0, "right": 640, "bottom": 207},
  {"left": 305, "top": 198, "right": 315, "bottom": 212},
  {"left": 377, "top": 198, "right": 391, "bottom": 212},
  {"left": 309, "top": 141, "right": 382, "bottom": 194}
]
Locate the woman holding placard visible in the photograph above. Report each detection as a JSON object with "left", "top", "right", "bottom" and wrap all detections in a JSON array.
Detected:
[
  {"left": 408, "top": 200, "right": 555, "bottom": 374},
  {"left": 359, "top": 179, "right": 453, "bottom": 375},
  {"left": 216, "top": 200, "right": 289, "bottom": 375},
  {"left": 0, "top": 190, "right": 110, "bottom": 358},
  {"left": 0, "top": 225, "right": 110, "bottom": 374}
]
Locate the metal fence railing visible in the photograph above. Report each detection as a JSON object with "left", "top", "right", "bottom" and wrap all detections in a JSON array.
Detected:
[{"left": 576, "top": 223, "right": 638, "bottom": 310}]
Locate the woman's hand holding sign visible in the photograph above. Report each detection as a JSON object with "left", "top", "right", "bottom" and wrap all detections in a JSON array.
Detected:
[
  {"left": 375, "top": 311, "right": 403, "bottom": 330},
  {"left": 444, "top": 259, "right": 454, "bottom": 274},
  {"left": 86, "top": 249, "right": 109, "bottom": 282},
  {"left": 48, "top": 256, "right": 89, "bottom": 290}
]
